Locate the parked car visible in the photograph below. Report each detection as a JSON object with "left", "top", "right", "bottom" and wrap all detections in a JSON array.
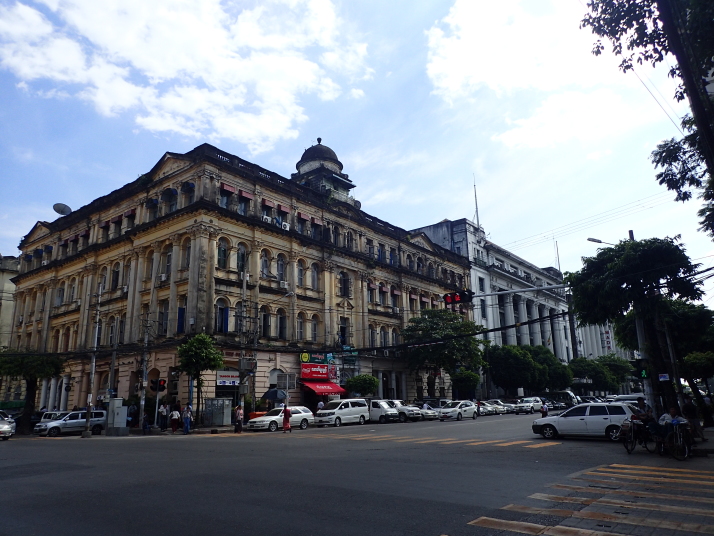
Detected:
[
  {"left": 477, "top": 402, "right": 496, "bottom": 415},
  {"left": 246, "top": 406, "right": 314, "bottom": 432},
  {"left": 579, "top": 396, "right": 601, "bottom": 404},
  {"left": 386, "top": 400, "right": 421, "bottom": 422},
  {"left": 0, "top": 416, "right": 16, "bottom": 440},
  {"left": 611, "top": 394, "right": 646, "bottom": 404},
  {"left": 33, "top": 410, "right": 107, "bottom": 437},
  {"left": 439, "top": 400, "right": 478, "bottom": 421},
  {"left": 315, "top": 399, "right": 369, "bottom": 427},
  {"left": 514, "top": 397, "right": 543, "bottom": 414},
  {"left": 409, "top": 403, "right": 438, "bottom": 421},
  {"left": 481, "top": 401, "right": 505, "bottom": 415},
  {"left": 369, "top": 400, "right": 399, "bottom": 424},
  {"left": 41, "top": 411, "right": 69, "bottom": 422},
  {"left": 486, "top": 399, "right": 515, "bottom": 413},
  {"left": 0, "top": 411, "right": 14, "bottom": 423},
  {"left": 420, "top": 399, "right": 452, "bottom": 408},
  {"left": 532, "top": 402, "right": 635, "bottom": 441}
]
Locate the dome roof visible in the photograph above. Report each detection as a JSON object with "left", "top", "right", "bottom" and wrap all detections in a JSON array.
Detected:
[{"left": 296, "top": 138, "right": 343, "bottom": 172}]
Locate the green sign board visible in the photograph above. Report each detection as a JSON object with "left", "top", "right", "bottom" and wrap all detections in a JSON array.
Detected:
[{"left": 300, "top": 352, "right": 327, "bottom": 364}]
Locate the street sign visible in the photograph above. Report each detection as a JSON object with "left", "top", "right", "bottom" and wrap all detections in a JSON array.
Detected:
[{"left": 658, "top": 373, "right": 670, "bottom": 381}]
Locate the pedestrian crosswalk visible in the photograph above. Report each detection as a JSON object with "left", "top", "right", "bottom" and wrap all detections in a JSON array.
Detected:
[
  {"left": 468, "top": 462, "right": 714, "bottom": 535},
  {"left": 291, "top": 432, "right": 561, "bottom": 449}
]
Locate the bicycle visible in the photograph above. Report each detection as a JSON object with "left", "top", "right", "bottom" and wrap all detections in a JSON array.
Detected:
[
  {"left": 663, "top": 421, "right": 692, "bottom": 461},
  {"left": 621, "top": 418, "right": 657, "bottom": 454}
]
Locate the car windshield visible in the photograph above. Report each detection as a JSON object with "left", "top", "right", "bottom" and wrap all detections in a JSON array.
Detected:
[
  {"left": 322, "top": 401, "right": 342, "bottom": 411},
  {"left": 264, "top": 409, "right": 282, "bottom": 417},
  {"left": 442, "top": 402, "right": 460, "bottom": 409}
]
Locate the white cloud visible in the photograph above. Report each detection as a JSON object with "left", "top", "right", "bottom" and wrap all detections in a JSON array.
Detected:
[
  {"left": 349, "top": 88, "right": 365, "bottom": 99},
  {"left": 0, "top": 0, "right": 373, "bottom": 154}
]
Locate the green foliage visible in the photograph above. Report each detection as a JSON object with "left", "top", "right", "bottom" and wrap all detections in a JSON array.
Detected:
[
  {"left": 450, "top": 371, "right": 481, "bottom": 393},
  {"left": 488, "top": 345, "right": 541, "bottom": 395},
  {"left": 525, "top": 345, "right": 573, "bottom": 391},
  {"left": 345, "top": 374, "right": 380, "bottom": 396},
  {"left": 402, "top": 309, "right": 485, "bottom": 374},
  {"left": 597, "top": 354, "right": 634, "bottom": 384},
  {"left": 566, "top": 237, "right": 701, "bottom": 325},
  {"left": 177, "top": 334, "right": 224, "bottom": 425},
  {"left": 569, "top": 357, "right": 619, "bottom": 392},
  {"left": 683, "top": 352, "right": 714, "bottom": 381},
  {"left": 0, "top": 350, "right": 64, "bottom": 434}
]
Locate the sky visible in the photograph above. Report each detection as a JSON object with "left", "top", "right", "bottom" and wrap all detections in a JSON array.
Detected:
[{"left": 1, "top": 0, "right": 712, "bottom": 300}]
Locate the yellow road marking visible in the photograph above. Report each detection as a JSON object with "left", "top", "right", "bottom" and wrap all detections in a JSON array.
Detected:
[
  {"left": 492, "top": 440, "right": 533, "bottom": 446},
  {"left": 503, "top": 504, "right": 714, "bottom": 535},
  {"left": 465, "top": 440, "right": 502, "bottom": 446},
  {"left": 348, "top": 435, "right": 393, "bottom": 441},
  {"left": 413, "top": 438, "right": 458, "bottom": 444},
  {"left": 439, "top": 439, "right": 484, "bottom": 444},
  {"left": 392, "top": 437, "right": 434, "bottom": 442},
  {"left": 598, "top": 466, "right": 714, "bottom": 480},
  {"left": 551, "top": 483, "right": 714, "bottom": 505},
  {"left": 609, "top": 463, "right": 714, "bottom": 475},
  {"left": 531, "top": 492, "right": 714, "bottom": 516},
  {"left": 468, "top": 516, "right": 622, "bottom": 536},
  {"left": 369, "top": 436, "right": 400, "bottom": 442},
  {"left": 525, "top": 442, "right": 561, "bottom": 448},
  {"left": 584, "top": 471, "right": 714, "bottom": 486}
]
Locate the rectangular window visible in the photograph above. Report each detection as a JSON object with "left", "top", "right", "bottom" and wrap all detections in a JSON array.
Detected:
[
  {"left": 478, "top": 277, "right": 485, "bottom": 292},
  {"left": 366, "top": 239, "right": 374, "bottom": 257},
  {"left": 480, "top": 299, "right": 487, "bottom": 319},
  {"left": 389, "top": 248, "right": 397, "bottom": 266},
  {"left": 276, "top": 373, "right": 297, "bottom": 390},
  {"left": 238, "top": 198, "right": 248, "bottom": 216},
  {"left": 177, "top": 307, "right": 185, "bottom": 334}
]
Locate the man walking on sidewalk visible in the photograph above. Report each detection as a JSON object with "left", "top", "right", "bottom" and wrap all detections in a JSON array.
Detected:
[{"left": 182, "top": 405, "right": 193, "bottom": 435}]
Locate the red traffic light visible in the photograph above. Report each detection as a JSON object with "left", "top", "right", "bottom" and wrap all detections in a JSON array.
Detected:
[{"left": 158, "top": 379, "right": 167, "bottom": 392}]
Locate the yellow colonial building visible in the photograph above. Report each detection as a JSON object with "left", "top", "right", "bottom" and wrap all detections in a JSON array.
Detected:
[{"left": 11, "top": 140, "right": 471, "bottom": 413}]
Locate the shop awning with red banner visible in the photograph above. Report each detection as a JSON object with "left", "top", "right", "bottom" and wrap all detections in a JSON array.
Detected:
[{"left": 301, "top": 381, "right": 346, "bottom": 395}]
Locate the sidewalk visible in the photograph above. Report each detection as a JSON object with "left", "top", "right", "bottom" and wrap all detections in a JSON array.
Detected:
[{"left": 128, "top": 425, "right": 236, "bottom": 436}]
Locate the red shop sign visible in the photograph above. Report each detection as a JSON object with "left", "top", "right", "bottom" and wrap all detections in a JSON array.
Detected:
[{"left": 301, "top": 363, "right": 329, "bottom": 379}]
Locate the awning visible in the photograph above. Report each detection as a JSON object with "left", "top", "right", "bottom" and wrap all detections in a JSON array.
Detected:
[{"left": 301, "top": 381, "right": 346, "bottom": 395}]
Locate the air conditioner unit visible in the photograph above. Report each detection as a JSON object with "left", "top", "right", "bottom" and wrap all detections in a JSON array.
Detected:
[
  {"left": 279, "top": 281, "right": 288, "bottom": 289},
  {"left": 261, "top": 215, "right": 272, "bottom": 223},
  {"left": 122, "top": 286, "right": 128, "bottom": 293},
  {"left": 383, "top": 350, "right": 390, "bottom": 357},
  {"left": 392, "top": 307, "right": 400, "bottom": 314},
  {"left": 160, "top": 274, "right": 167, "bottom": 282},
  {"left": 281, "top": 222, "right": 290, "bottom": 231},
  {"left": 41, "top": 260, "right": 49, "bottom": 266}
]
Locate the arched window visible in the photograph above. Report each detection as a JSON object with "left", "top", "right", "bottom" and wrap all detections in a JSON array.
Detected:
[
  {"left": 380, "top": 327, "right": 388, "bottom": 347},
  {"left": 217, "top": 238, "right": 229, "bottom": 270},
  {"left": 311, "top": 314, "right": 319, "bottom": 342},
  {"left": 260, "top": 306, "right": 271, "bottom": 338},
  {"left": 332, "top": 225, "right": 340, "bottom": 246},
  {"left": 122, "top": 262, "right": 131, "bottom": 289},
  {"left": 277, "top": 309, "right": 287, "bottom": 339},
  {"left": 99, "top": 267, "right": 108, "bottom": 292},
  {"left": 261, "top": 250, "right": 271, "bottom": 278},
  {"left": 55, "top": 282, "right": 65, "bottom": 307},
  {"left": 276, "top": 254, "right": 287, "bottom": 282},
  {"left": 62, "top": 327, "right": 71, "bottom": 352},
  {"left": 392, "top": 329, "right": 399, "bottom": 346},
  {"left": 162, "top": 246, "right": 173, "bottom": 279},
  {"left": 215, "top": 298, "right": 229, "bottom": 333},
  {"left": 378, "top": 283, "right": 386, "bottom": 305},
  {"left": 236, "top": 243, "right": 247, "bottom": 275},
  {"left": 51, "top": 329, "right": 60, "bottom": 353},
  {"left": 111, "top": 262, "right": 121, "bottom": 290},
  {"left": 161, "top": 188, "right": 178, "bottom": 213},
  {"left": 367, "top": 280, "right": 375, "bottom": 303},
  {"left": 369, "top": 325, "right": 376, "bottom": 347},
  {"left": 68, "top": 278, "right": 76, "bottom": 302},
  {"left": 181, "top": 181, "right": 195, "bottom": 205},
  {"left": 407, "top": 255, "right": 414, "bottom": 271},
  {"left": 296, "top": 312, "right": 305, "bottom": 340},
  {"left": 297, "top": 260, "right": 305, "bottom": 287},
  {"left": 416, "top": 257, "right": 424, "bottom": 274},
  {"left": 338, "top": 271, "right": 350, "bottom": 297},
  {"left": 390, "top": 286, "right": 399, "bottom": 308},
  {"left": 311, "top": 263, "right": 320, "bottom": 291}
]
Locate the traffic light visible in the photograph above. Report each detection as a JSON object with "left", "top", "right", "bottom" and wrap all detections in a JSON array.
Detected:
[
  {"left": 158, "top": 379, "right": 167, "bottom": 392},
  {"left": 634, "top": 359, "right": 650, "bottom": 380},
  {"left": 150, "top": 379, "right": 159, "bottom": 392},
  {"left": 443, "top": 290, "right": 474, "bottom": 305}
]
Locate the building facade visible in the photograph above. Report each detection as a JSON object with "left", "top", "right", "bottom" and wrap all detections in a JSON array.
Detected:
[
  {"left": 0, "top": 255, "right": 22, "bottom": 405},
  {"left": 11, "top": 141, "right": 471, "bottom": 412}
]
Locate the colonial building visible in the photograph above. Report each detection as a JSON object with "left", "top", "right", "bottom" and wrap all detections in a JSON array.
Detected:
[
  {"left": 0, "top": 255, "right": 22, "bottom": 406},
  {"left": 11, "top": 140, "right": 471, "bottom": 412}
]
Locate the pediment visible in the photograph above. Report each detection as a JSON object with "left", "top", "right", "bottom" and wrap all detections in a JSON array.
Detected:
[
  {"left": 154, "top": 155, "right": 192, "bottom": 180},
  {"left": 336, "top": 298, "right": 354, "bottom": 309},
  {"left": 21, "top": 222, "right": 52, "bottom": 247},
  {"left": 407, "top": 232, "right": 437, "bottom": 252}
]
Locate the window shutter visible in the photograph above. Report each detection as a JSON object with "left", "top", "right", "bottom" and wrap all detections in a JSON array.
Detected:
[
  {"left": 223, "top": 307, "right": 229, "bottom": 332},
  {"left": 177, "top": 308, "right": 185, "bottom": 334}
]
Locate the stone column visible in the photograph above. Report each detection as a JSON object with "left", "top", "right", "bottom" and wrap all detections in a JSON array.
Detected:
[
  {"left": 323, "top": 261, "right": 335, "bottom": 347},
  {"left": 78, "top": 267, "right": 96, "bottom": 349},
  {"left": 592, "top": 325, "right": 602, "bottom": 356},
  {"left": 167, "top": 238, "right": 181, "bottom": 336},
  {"left": 39, "top": 379, "right": 49, "bottom": 409},
  {"left": 48, "top": 377, "right": 58, "bottom": 411},
  {"left": 186, "top": 230, "right": 201, "bottom": 335},
  {"left": 552, "top": 312, "right": 566, "bottom": 362},
  {"left": 504, "top": 295, "right": 517, "bottom": 345},
  {"left": 59, "top": 374, "right": 70, "bottom": 410},
  {"left": 376, "top": 370, "right": 383, "bottom": 398},
  {"left": 205, "top": 229, "right": 218, "bottom": 333},
  {"left": 541, "top": 306, "right": 554, "bottom": 353},
  {"left": 530, "top": 301, "right": 542, "bottom": 346},
  {"left": 517, "top": 296, "right": 529, "bottom": 345},
  {"left": 390, "top": 371, "right": 397, "bottom": 400},
  {"left": 487, "top": 292, "right": 501, "bottom": 345},
  {"left": 127, "top": 249, "right": 144, "bottom": 343},
  {"left": 148, "top": 240, "right": 163, "bottom": 325}
]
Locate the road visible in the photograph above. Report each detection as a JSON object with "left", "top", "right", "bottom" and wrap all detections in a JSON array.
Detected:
[{"left": 3, "top": 412, "right": 713, "bottom": 536}]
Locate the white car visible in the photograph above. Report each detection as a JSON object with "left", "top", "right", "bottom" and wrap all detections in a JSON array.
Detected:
[
  {"left": 486, "top": 399, "right": 515, "bottom": 413},
  {"left": 411, "top": 403, "right": 438, "bottom": 421},
  {"left": 439, "top": 400, "right": 478, "bottom": 421},
  {"left": 480, "top": 401, "right": 504, "bottom": 415},
  {"left": 314, "top": 399, "right": 370, "bottom": 427},
  {"left": 514, "top": 397, "right": 543, "bottom": 414},
  {"left": 386, "top": 400, "right": 421, "bottom": 422},
  {"left": 0, "top": 416, "right": 16, "bottom": 440},
  {"left": 247, "top": 406, "right": 314, "bottom": 432},
  {"left": 532, "top": 402, "right": 635, "bottom": 441}
]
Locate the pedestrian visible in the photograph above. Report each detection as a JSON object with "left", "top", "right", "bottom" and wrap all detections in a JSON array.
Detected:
[
  {"left": 142, "top": 411, "right": 150, "bottom": 435},
  {"left": 540, "top": 403, "right": 549, "bottom": 418},
  {"left": 158, "top": 404, "right": 168, "bottom": 431},
  {"left": 282, "top": 406, "right": 292, "bottom": 433},
  {"left": 234, "top": 405, "right": 243, "bottom": 434},
  {"left": 127, "top": 403, "right": 138, "bottom": 428},
  {"left": 169, "top": 408, "right": 181, "bottom": 433},
  {"left": 182, "top": 405, "right": 193, "bottom": 435},
  {"left": 317, "top": 400, "right": 324, "bottom": 412},
  {"left": 682, "top": 395, "right": 707, "bottom": 441}
]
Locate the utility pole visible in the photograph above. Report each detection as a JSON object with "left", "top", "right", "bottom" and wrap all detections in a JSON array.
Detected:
[
  {"left": 108, "top": 318, "right": 118, "bottom": 399},
  {"left": 83, "top": 283, "right": 102, "bottom": 438},
  {"left": 139, "top": 315, "right": 150, "bottom": 431},
  {"left": 566, "top": 293, "right": 578, "bottom": 361}
]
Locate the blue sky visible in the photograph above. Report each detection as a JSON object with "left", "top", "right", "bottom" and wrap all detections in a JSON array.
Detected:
[{"left": 1, "top": 0, "right": 712, "bottom": 300}]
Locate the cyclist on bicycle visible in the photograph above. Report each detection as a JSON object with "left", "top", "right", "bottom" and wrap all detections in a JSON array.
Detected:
[{"left": 655, "top": 406, "right": 688, "bottom": 438}]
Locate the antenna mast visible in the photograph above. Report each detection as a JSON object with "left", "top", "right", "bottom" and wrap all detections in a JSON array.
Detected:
[{"left": 473, "top": 173, "right": 480, "bottom": 232}]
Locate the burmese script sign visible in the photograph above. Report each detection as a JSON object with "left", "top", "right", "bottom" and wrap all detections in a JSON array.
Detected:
[
  {"left": 216, "top": 371, "right": 241, "bottom": 386},
  {"left": 301, "top": 363, "right": 329, "bottom": 379}
]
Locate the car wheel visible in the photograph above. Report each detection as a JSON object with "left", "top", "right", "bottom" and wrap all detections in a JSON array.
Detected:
[
  {"left": 439, "top": 419, "right": 444, "bottom": 422},
  {"left": 268, "top": 421, "right": 278, "bottom": 432},
  {"left": 379, "top": 415, "right": 386, "bottom": 424},
  {"left": 300, "top": 419, "right": 308, "bottom": 430},
  {"left": 606, "top": 425, "right": 621, "bottom": 442},
  {"left": 541, "top": 424, "right": 557, "bottom": 439},
  {"left": 47, "top": 427, "right": 61, "bottom": 438},
  {"left": 456, "top": 412, "right": 463, "bottom": 421},
  {"left": 1, "top": 436, "right": 8, "bottom": 441},
  {"left": 91, "top": 425, "right": 102, "bottom": 435},
  {"left": 530, "top": 407, "right": 535, "bottom": 414},
  {"left": 334, "top": 417, "right": 341, "bottom": 427},
  {"left": 472, "top": 411, "right": 477, "bottom": 420},
  {"left": 359, "top": 415, "right": 366, "bottom": 425},
  {"left": 399, "top": 413, "right": 407, "bottom": 423}
]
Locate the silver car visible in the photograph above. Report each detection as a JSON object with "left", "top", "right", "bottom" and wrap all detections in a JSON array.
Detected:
[
  {"left": 0, "top": 417, "right": 16, "bottom": 440},
  {"left": 33, "top": 410, "right": 107, "bottom": 437}
]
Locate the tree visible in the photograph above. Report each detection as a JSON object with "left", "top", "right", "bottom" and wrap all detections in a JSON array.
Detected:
[
  {"left": 176, "top": 334, "right": 224, "bottom": 426},
  {"left": 597, "top": 354, "right": 634, "bottom": 385},
  {"left": 0, "top": 351, "right": 64, "bottom": 434},
  {"left": 683, "top": 352, "right": 714, "bottom": 392},
  {"left": 569, "top": 357, "right": 619, "bottom": 393},
  {"left": 402, "top": 309, "right": 485, "bottom": 374},
  {"left": 345, "top": 374, "right": 380, "bottom": 396},
  {"left": 581, "top": 0, "right": 714, "bottom": 235},
  {"left": 487, "top": 345, "right": 540, "bottom": 396},
  {"left": 525, "top": 345, "right": 574, "bottom": 391},
  {"left": 450, "top": 371, "right": 481, "bottom": 400}
]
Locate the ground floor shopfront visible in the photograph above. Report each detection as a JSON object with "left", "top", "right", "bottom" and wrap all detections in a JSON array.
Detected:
[{"left": 32, "top": 348, "right": 454, "bottom": 414}]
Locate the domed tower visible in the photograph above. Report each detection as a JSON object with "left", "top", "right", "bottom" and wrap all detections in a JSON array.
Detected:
[{"left": 291, "top": 138, "right": 355, "bottom": 200}]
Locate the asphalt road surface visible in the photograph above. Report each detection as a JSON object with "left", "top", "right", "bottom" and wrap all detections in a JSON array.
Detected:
[{"left": 3, "top": 412, "right": 714, "bottom": 536}]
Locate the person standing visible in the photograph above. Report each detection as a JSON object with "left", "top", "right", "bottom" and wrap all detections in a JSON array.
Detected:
[
  {"left": 682, "top": 395, "right": 707, "bottom": 441},
  {"left": 317, "top": 400, "right": 324, "bottom": 412},
  {"left": 182, "top": 405, "right": 193, "bottom": 435},
  {"left": 158, "top": 404, "right": 168, "bottom": 431},
  {"left": 169, "top": 407, "right": 181, "bottom": 434},
  {"left": 142, "top": 411, "right": 150, "bottom": 435},
  {"left": 234, "top": 405, "right": 243, "bottom": 434},
  {"left": 282, "top": 406, "right": 292, "bottom": 433}
]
